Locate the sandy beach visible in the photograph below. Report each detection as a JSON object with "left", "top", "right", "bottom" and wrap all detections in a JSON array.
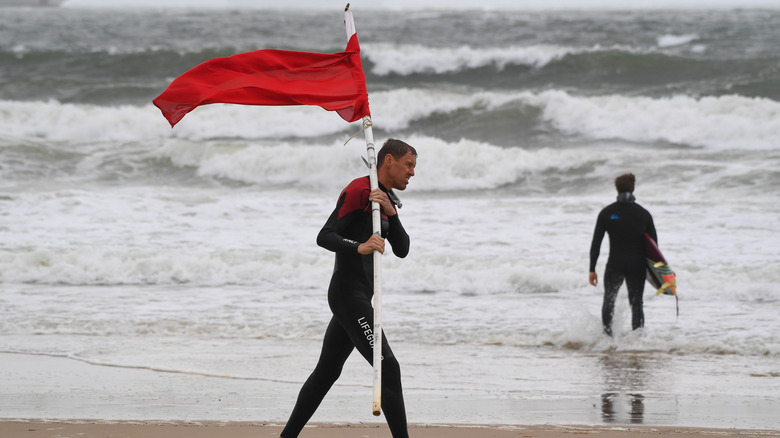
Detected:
[
  {"left": 2, "top": 421, "right": 779, "bottom": 438},
  {"left": 0, "top": 420, "right": 780, "bottom": 438}
]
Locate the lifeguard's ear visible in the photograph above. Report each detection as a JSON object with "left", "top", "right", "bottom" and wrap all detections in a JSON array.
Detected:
[{"left": 380, "top": 154, "right": 394, "bottom": 168}]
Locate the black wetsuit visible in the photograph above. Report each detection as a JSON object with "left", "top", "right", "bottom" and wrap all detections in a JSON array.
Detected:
[
  {"left": 280, "top": 176, "right": 410, "bottom": 438},
  {"left": 589, "top": 193, "right": 656, "bottom": 334}
]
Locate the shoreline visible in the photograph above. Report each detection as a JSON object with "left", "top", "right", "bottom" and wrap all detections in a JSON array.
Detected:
[
  {"left": 2, "top": 420, "right": 779, "bottom": 438},
  {"left": 3, "top": 350, "right": 780, "bottom": 430}
]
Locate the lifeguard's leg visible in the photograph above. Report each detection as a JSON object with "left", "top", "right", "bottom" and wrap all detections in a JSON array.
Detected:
[
  {"left": 280, "top": 318, "right": 354, "bottom": 438},
  {"left": 330, "top": 291, "right": 409, "bottom": 438}
]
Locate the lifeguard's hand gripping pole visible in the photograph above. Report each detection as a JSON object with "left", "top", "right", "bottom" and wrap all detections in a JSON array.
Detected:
[{"left": 344, "top": 4, "right": 383, "bottom": 417}]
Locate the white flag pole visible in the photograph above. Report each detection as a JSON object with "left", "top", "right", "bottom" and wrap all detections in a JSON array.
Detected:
[
  {"left": 365, "top": 114, "right": 383, "bottom": 418},
  {"left": 344, "top": 4, "right": 383, "bottom": 417}
]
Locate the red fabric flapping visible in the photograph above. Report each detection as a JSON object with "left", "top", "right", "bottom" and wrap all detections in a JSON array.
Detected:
[{"left": 153, "top": 34, "right": 370, "bottom": 127}]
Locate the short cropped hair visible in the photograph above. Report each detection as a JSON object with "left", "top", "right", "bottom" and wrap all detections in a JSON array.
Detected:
[
  {"left": 615, "top": 173, "right": 636, "bottom": 193},
  {"left": 378, "top": 138, "right": 417, "bottom": 168}
]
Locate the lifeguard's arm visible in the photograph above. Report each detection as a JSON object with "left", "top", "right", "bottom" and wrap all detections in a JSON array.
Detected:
[
  {"left": 317, "top": 189, "right": 365, "bottom": 253},
  {"left": 386, "top": 215, "right": 410, "bottom": 258}
]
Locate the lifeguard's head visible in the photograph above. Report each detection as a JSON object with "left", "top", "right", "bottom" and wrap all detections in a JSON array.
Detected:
[
  {"left": 378, "top": 139, "right": 417, "bottom": 168},
  {"left": 377, "top": 138, "right": 417, "bottom": 191}
]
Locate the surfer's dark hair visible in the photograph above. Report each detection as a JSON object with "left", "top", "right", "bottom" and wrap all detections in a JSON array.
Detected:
[
  {"left": 378, "top": 138, "right": 417, "bottom": 168},
  {"left": 615, "top": 173, "right": 636, "bottom": 193}
]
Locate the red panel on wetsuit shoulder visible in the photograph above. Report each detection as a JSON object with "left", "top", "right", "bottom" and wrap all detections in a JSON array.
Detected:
[{"left": 337, "top": 176, "right": 371, "bottom": 220}]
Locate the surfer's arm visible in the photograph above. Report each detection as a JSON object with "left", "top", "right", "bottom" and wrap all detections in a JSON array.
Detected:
[
  {"left": 589, "top": 220, "right": 606, "bottom": 273},
  {"left": 588, "top": 221, "right": 605, "bottom": 287}
]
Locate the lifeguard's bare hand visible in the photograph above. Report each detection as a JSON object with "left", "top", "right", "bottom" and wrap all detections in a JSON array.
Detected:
[
  {"left": 369, "top": 188, "right": 396, "bottom": 216},
  {"left": 358, "top": 234, "right": 385, "bottom": 255},
  {"left": 589, "top": 272, "right": 598, "bottom": 287}
]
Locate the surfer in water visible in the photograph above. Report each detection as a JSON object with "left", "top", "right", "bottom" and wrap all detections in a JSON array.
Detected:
[
  {"left": 589, "top": 173, "right": 657, "bottom": 336},
  {"left": 279, "top": 139, "right": 417, "bottom": 438}
]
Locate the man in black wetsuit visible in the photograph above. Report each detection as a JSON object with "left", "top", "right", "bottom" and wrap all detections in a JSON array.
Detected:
[
  {"left": 589, "top": 173, "right": 657, "bottom": 336},
  {"left": 279, "top": 139, "right": 417, "bottom": 438}
]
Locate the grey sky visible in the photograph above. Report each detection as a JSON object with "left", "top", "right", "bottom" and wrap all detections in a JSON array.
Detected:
[{"left": 63, "top": 0, "right": 780, "bottom": 9}]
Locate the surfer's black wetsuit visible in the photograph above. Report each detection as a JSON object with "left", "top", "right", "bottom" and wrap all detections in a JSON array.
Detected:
[
  {"left": 280, "top": 176, "right": 410, "bottom": 438},
  {"left": 589, "top": 193, "right": 657, "bottom": 335}
]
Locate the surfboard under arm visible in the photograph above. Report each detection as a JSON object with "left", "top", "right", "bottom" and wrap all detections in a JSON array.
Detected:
[{"left": 644, "top": 233, "right": 678, "bottom": 316}]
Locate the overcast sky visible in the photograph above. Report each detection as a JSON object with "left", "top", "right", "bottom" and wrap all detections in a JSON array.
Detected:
[{"left": 63, "top": 0, "right": 780, "bottom": 10}]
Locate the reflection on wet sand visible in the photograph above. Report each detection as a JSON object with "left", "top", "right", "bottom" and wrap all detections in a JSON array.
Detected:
[
  {"left": 601, "top": 392, "right": 644, "bottom": 424},
  {"left": 599, "top": 353, "right": 649, "bottom": 424}
]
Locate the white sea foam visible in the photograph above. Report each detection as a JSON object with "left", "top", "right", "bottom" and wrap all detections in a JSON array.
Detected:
[
  {"left": 157, "top": 132, "right": 630, "bottom": 194},
  {"left": 528, "top": 91, "right": 780, "bottom": 150},
  {"left": 0, "top": 100, "right": 359, "bottom": 144},
  {"left": 363, "top": 43, "right": 587, "bottom": 75},
  {"left": 3, "top": 183, "right": 778, "bottom": 341},
  {"left": 361, "top": 41, "right": 718, "bottom": 76},
  {"left": 3, "top": 89, "right": 777, "bottom": 151},
  {"left": 656, "top": 33, "right": 699, "bottom": 47},
  {"left": 159, "top": 138, "right": 372, "bottom": 189},
  {"left": 0, "top": 100, "right": 167, "bottom": 143}
]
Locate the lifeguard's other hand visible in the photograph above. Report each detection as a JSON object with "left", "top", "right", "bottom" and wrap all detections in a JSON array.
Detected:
[
  {"left": 589, "top": 272, "right": 598, "bottom": 287},
  {"left": 358, "top": 234, "right": 385, "bottom": 255},
  {"left": 369, "top": 188, "right": 396, "bottom": 216}
]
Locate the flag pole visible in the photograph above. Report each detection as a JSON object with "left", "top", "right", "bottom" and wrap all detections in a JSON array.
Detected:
[
  {"left": 365, "top": 114, "right": 383, "bottom": 417},
  {"left": 344, "top": 4, "right": 383, "bottom": 417}
]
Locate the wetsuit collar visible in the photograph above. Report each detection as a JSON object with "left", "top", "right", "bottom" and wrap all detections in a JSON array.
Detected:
[
  {"left": 378, "top": 181, "right": 402, "bottom": 208},
  {"left": 617, "top": 192, "right": 636, "bottom": 203}
]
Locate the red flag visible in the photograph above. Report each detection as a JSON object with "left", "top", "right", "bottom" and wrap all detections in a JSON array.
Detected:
[{"left": 153, "top": 33, "right": 370, "bottom": 127}]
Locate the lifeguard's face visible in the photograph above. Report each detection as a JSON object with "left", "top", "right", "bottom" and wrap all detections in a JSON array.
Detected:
[{"left": 384, "top": 151, "right": 417, "bottom": 190}]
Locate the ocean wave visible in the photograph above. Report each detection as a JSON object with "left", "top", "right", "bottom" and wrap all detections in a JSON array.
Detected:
[
  {"left": 0, "top": 47, "right": 239, "bottom": 104},
  {"left": 656, "top": 33, "right": 700, "bottom": 48},
  {"left": 2, "top": 89, "right": 778, "bottom": 194},
  {"left": 360, "top": 42, "right": 717, "bottom": 77},
  {"left": 6, "top": 41, "right": 762, "bottom": 105},
  {"left": 0, "top": 246, "right": 332, "bottom": 288},
  {"left": 0, "top": 99, "right": 358, "bottom": 145},
  {"left": 532, "top": 90, "right": 780, "bottom": 150},
  {"left": 2, "top": 33, "right": 659, "bottom": 77},
  {"left": 3, "top": 87, "right": 777, "bottom": 151},
  {"left": 157, "top": 134, "right": 614, "bottom": 193},
  {"left": 382, "top": 89, "right": 780, "bottom": 151},
  {"left": 362, "top": 42, "right": 594, "bottom": 75}
]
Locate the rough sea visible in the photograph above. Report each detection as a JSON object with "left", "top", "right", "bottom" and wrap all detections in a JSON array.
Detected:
[{"left": 1, "top": 5, "right": 779, "bottom": 430}]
